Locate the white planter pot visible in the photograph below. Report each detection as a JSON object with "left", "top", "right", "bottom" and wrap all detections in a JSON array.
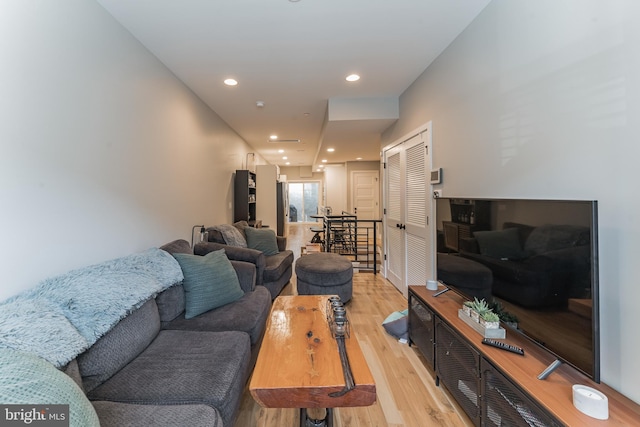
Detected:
[{"left": 480, "top": 319, "right": 500, "bottom": 329}]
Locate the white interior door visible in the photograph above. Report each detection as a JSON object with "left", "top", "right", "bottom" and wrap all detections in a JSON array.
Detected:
[
  {"left": 351, "top": 171, "right": 380, "bottom": 220},
  {"left": 384, "top": 145, "right": 404, "bottom": 293},
  {"left": 404, "top": 135, "right": 430, "bottom": 290},
  {"left": 383, "top": 123, "right": 433, "bottom": 298}
]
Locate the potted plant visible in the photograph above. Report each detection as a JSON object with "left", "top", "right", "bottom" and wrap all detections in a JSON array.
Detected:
[
  {"left": 489, "top": 301, "right": 519, "bottom": 329},
  {"left": 480, "top": 311, "right": 500, "bottom": 329},
  {"left": 469, "top": 298, "right": 490, "bottom": 322},
  {"left": 462, "top": 300, "right": 474, "bottom": 316}
]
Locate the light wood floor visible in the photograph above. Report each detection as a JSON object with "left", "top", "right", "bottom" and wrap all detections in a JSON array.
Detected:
[{"left": 233, "top": 223, "right": 473, "bottom": 427}]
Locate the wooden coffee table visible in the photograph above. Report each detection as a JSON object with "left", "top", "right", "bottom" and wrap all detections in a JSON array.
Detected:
[{"left": 249, "top": 295, "right": 376, "bottom": 426}]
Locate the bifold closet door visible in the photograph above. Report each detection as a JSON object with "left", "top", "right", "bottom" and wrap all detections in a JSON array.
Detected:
[{"left": 384, "top": 128, "right": 432, "bottom": 297}]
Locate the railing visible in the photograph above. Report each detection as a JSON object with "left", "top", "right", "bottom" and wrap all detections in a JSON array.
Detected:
[{"left": 322, "top": 212, "right": 382, "bottom": 274}]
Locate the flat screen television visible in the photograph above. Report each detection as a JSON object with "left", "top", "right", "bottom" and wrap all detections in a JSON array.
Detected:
[{"left": 435, "top": 197, "right": 599, "bottom": 382}]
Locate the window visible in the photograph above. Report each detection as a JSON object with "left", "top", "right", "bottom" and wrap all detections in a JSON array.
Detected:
[{"left": 288, "top": 182, "right": 320, "bottom": 222}]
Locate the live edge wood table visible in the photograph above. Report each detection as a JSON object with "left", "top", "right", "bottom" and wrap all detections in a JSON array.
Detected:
[{"left": 250, "top": 295, "right": 376, "bottom": 426}]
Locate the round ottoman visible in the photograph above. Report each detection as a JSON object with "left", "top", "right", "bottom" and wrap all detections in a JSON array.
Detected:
[
  {"left": 295, "top": 253, "right": 353, "bottom": 302},
  {"left": 437, "top": 253, "right": 493, "bottom": 301}
]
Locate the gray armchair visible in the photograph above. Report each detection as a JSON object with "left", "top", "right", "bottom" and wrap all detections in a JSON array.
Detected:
[{"left": 194, "top": 227, "right": 293, "bottom": 299}]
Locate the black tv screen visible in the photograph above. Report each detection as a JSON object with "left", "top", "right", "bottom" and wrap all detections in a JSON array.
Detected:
[{"left": 435, "top": 198, "right": 599, "bottom": 382}]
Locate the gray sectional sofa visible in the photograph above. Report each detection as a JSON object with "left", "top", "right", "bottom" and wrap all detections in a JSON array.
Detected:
[{"left": 0, "top": 239, "right": 272, "bottom": 427}]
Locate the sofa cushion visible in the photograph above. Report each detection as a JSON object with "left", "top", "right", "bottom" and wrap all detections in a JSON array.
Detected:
[
  {"left": 473, "top": 227, "right": 525, "bottom": 260},
  {"left": 0, "top": 348, "right": 100, "bottom": 426},
  {"left": 263, "top": 250, "right": 295, "bottom": 283},
  {"left": 159, "top": 239, "right": 192, "bottom": 255},
  {"left": 173, "top": 250, "right": 244, "bottom": 319},
  {"left": 87, "top": 330, "right": 250, "bottom": 427},
  {"left": 245, "top": 227, "right": 280, "bottom": 256},
  {"left": 155, "top": 284, "right": 186, "bottom": 323},
  {"left": 78, "top": 299, "right": 161, "bottom": 393},
  {"left": 163, "top": 285, "right": 271, "bottom": 345},
  {"left": 233, "top": 220, "right": 249, "bottom": 238},
  {"left": 92, "top": 401, "right": 222, "bottom": 427},
  {"left": 212, "top": 224, "right": 247, "bottom": 248}
]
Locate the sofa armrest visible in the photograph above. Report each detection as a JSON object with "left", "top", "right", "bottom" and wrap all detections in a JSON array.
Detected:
[
  {"left": 230, "top": 260, "right": 256, "bottom": 293},
  {"left": 276, "top": 236, "right": 287, "bottom": 252},
  {"left": 194, "top": 242, "right": 266, "bottom": 287}
]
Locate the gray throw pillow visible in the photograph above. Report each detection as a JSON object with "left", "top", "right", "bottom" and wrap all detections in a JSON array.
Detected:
[
  {"left": 244, "top": 227, "right": 280, "bottom": 256},
  {"left": 233, "top": 220, "right": 249, "bottom": 239},
  {"left": 473, "top": 227, "right": 525, "bottom": 260},
  {"left": 212, "top": 224, "right": 247, "bottom": 248},
  {"left": 382, "top": 310, "right": 408, "bottom": 340},
  {"left": 173, "top": 250, "right": 244, "bottom": 319}
]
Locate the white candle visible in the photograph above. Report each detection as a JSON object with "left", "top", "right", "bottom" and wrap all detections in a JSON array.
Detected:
[{"left": 572, "top": 385, "right": 608, "bottom": 420}]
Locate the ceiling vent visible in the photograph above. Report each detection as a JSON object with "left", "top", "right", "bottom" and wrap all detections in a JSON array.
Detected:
[{"left": 267, "top": 139, "right": 300, "bottom": 143}]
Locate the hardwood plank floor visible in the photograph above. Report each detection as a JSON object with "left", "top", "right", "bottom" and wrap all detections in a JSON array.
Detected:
[{"left": 234, "top": 223, "right": 473, "bottom": 427}]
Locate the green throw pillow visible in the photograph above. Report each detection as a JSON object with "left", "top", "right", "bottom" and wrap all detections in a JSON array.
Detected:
[
  {"left": 244, "top": 227, "right": 280, "bottom": 256},
  {"left": 0, "top": 348, "right": 100, "bottom": 427},
  {"left": 173, "top": 250, "right": 244, "bottom": 319}
]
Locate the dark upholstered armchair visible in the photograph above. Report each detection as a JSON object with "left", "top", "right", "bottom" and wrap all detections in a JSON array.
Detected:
[{"left": 193, "top": 227, "right": 293, "bottom": 299}]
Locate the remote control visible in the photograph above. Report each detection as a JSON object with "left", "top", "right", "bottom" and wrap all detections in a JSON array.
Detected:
[{"left": 482, "top": 338, "right": 524, "bottom": 355}]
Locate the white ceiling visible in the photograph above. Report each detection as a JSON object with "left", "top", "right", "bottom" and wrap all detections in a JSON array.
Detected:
[{"left": 97, "top": 0, "right": 491, "bottom": 169}]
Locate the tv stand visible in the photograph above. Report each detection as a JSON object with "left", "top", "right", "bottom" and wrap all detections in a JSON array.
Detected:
[
  {"left": 407, "top": 285, "right": 640, "bottom": 426},
  {"left": 538, "top": 359, "right": 563, "bottom": 380}
]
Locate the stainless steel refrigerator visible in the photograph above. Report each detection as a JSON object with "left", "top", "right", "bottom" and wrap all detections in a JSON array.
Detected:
[{"left": 276, "top": 181, "right": 288, "bottom": 236}]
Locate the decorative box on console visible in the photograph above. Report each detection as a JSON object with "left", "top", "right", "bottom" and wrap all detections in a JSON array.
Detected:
[{"left": 458, "top": 309, "right": 506, "bottom": 339}]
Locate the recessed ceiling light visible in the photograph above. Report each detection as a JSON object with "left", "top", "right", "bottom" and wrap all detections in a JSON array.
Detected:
[
  {"left": 346, "top": 74, "right": 360, "bottom": 82},
  {"left": 224, "top": 78, "right": 238, "bottom": 86},
  {"left": 285, "top": 162, "right": 290, "bottom": 165},
  {"left": 278, "top": 149, "right": 284, "bottom": 153},
  {"left": 356, "top": 157, "right": 363, "bottom": 160},
  {"left": 321, "top": 159, "right": 327, "bottom": 163},
  {"left": 319, "top": 164, "right": 324, "bottom": 168},
  {"left": 327, "top": 148, "right": 335, "bottom": 152},
  {"left": 282, "top": 156, "right": 288, "bottom": 160},
  {"left": 316, "top": 169, "right": 321, "bottom": 172},
  {"left": 270, "top": 135, "right": 278, "bottom": 140}
]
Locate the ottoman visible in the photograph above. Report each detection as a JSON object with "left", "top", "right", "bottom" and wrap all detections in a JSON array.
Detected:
[
  {"left": 437, "top": 253, "right": 493, "bottom": 301},
  {"left": 295, "top": 253, "right": 353, "bottom": 302}
]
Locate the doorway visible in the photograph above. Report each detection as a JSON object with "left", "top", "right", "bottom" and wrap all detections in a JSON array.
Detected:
[
  {"left": 288, "top": 181, "right": 321, "bottom": 223},
  {"left": 351, "top": 170, "right": 380, "bottom": 220}
]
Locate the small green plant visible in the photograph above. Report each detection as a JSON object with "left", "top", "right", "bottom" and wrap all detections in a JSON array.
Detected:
[
  {"left": 470, "top": 298, "right": 490, "bottom": 315},
  {"left": 481, "top": 311, "right": 499, "bottom": 322},
  {"left": 489, "top": 301, "right": 518, "bottom": 323},
  {"left": 463, "top": 301, "right": 474, "bottom": 308}
]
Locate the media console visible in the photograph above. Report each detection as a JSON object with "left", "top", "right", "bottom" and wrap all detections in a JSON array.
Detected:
[{"left": 408, "top": 285, "right": 640, "bottom": 426}]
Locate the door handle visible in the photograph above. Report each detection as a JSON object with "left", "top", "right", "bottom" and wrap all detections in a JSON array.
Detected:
[{"left": 396, "top": 223, "right": 400, "bottom": 228}]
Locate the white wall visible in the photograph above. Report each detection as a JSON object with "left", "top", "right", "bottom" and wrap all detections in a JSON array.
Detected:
[
  {"left": 382, "top": 0, "right": 640, "bottom": 403},
  {"left": 0, "top": 1, "right": 257, "bottom": 301}
]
